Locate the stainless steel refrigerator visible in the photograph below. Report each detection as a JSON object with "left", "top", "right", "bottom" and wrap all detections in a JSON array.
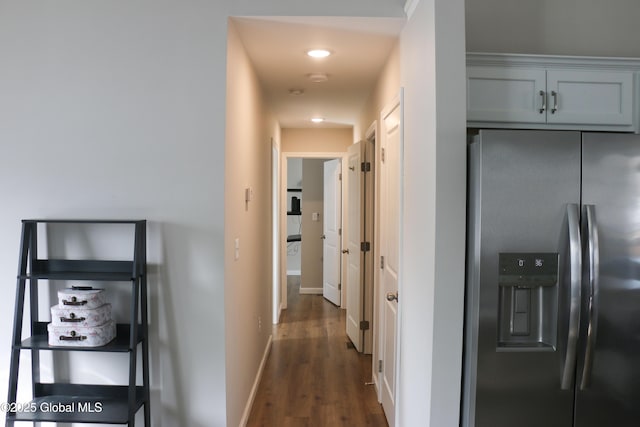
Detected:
[{"left": 463, "top": 129, "right": 640, "bottom": 427}]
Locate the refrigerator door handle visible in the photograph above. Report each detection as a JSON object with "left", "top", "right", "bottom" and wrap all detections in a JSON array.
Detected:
[
  {"left": 562, "top": 203, "right": 582, "bottom": 390},
  {"left": 580, "top": 205, "right": 600, "bottom": 390}
]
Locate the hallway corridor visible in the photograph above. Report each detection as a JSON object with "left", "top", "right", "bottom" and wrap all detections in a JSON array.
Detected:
[{"left": 247, "top": 276, "right": 388, "bottom": 426}]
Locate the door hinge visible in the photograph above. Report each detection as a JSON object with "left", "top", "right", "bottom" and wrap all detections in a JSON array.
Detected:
[
  {"left": 380, "top": 255, "right": 385, "bottom": 269},
  {"left": 339, "top": 172, "right": 342, "bottom": 181},
  {"left": 360, "top": 320, "right": 370, "bottom": 331},
  {"left": 361, "top": 161, "right": 371, "bottom": 172},
  {"left": 378, "top": 360, "right": 383, "bottom": 373},
  {"left": 381, "top": 147, "right": 386, "bottom": 163},
  {"left": 339, "top": 228, "right": 342, "bottom": 236},
  {"left": 338, "top": 283, "right": 342, "bottom": 290},
  {"left": 361, "top": 242, "right": 371, "bottom": 252}
]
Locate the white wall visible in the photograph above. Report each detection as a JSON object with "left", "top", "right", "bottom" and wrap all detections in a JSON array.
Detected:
[
  {"left": 0, "top": 1, "right": 407, "bottom": 426},
  {"left": 287, "top": 158, "right": 303, "bottom": 189},
  {"left": 0, "top": 2, "right": 229, "bottom": 426},
  {"left": 466, "top": 0, "right": 640, "bottom": 57},
  {"left": 399, "top": 0, "right": 466, "bottom": 426}
]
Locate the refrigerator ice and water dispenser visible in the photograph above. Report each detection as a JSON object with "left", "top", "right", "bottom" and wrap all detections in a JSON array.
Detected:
[{"left": 498, "top": 252, "right": 559, "bottom": 350}]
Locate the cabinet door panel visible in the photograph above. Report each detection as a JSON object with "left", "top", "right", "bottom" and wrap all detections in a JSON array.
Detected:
[
  {"left": 467, "top": 66, "right": 547, "bottom": 123},
  {"left": 547, "top": 70, "right": 633, "bottom": 125}
]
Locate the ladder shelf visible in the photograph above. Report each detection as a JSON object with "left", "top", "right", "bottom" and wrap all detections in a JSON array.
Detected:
[{"left": 5, "top": 219, "right": 150, "bottom": 426}]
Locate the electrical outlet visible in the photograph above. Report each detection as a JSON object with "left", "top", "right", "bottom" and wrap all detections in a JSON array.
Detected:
[
  {"left": 258, "top": 316, "right": 262, "bottom": 331},
  {"left": 234, "top": 238, "right": 240, "bottom": 260}
]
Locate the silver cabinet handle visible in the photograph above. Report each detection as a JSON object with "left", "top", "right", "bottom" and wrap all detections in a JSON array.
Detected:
[
  {"left": 539, "top": 90, "right": 547, "bottom": 114},
  {"left": 562, "top": 204, "right": 582, "bottom": 390},
  {"left": 551, "top": 90, "right": 558, "bottom": 114},
  {"left": 580, "top": 205, "right": 599, "bottom": 390},
  {"left": 386, "top": 292, "right": 398, "bottom": 302}
]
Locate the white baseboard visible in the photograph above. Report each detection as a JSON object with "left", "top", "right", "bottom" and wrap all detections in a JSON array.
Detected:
[
  {"left": 299, "top": 287, "right": 322, "bottom": 295},
  {"left": 274, "top": 302, "right": 284, "bottom": 324},
  {"left": 286, "top": 269, "right": 301, "bottom": 275},
  {"left": 373, "top": 373, "right": 381, "bottom": 401},
  {"left": 239, "top": 334, "right": 273, "bottom": 427}
]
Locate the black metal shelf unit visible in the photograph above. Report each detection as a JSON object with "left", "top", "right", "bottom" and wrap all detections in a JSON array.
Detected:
[{"left": 5, "top": 220, "right": 150, "bottom": 426}]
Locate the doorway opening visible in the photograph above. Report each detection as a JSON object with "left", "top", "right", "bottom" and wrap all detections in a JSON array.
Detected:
[
  {"left": 280, "top": 151, "right": 348, "bottom": 313},
  {"left": 277, "top": 124, "right": 377, "bottom": 354}
]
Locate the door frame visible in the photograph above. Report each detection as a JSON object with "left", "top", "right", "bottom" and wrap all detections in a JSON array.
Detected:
[
  {"left": 272, "top": 139, "right": 281, "bottom": 324},
  {"left": 363, "top": 122, "right": 376, "bottom": 354},
  {"left": 279, "top": 151, "right": 349, "bottom": 313}
]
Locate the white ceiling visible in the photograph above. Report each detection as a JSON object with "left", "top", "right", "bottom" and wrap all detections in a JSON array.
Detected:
[{"left": 232, "top": 16, "right": 405, "bottom": 129}]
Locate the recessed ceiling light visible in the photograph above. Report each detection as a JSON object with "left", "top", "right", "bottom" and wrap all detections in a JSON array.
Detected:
[
  {"left": 307, "top": 73, "right": 329, "bottom": 83},
  {"left": 288, "top": 88, "right": 305, "bottom": 96},
  {"left": 311, "top": 117, "right": 325, "bottom": 123},
  {"left": 306, "top": 49, "right": 332, "bottom": 58}
]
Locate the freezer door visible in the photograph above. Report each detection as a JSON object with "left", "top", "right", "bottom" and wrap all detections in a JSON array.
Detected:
[
  {"left": 463, "top": 130, "right": 581, "bottom": 427},
  {"left": 576, "top": 133, "right": 640, "bottom": 427}
]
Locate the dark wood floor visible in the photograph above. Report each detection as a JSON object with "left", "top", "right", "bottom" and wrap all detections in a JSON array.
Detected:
[{"left": 247, "top": 276, "right": 388, "bottom": 427}]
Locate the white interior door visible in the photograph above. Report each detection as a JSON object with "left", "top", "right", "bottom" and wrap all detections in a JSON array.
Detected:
[
  {"left": 346, "top": 142, "right": 365, "bottom": 351},
  {"left": 380, "top": 95, "right": 402, "bottom": 427},
  {"left": 323, "top": 159, "right": 342, "bottom": 306}
]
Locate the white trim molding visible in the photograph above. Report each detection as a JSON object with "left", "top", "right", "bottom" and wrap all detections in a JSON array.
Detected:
[
  {"left": 404, "top": 0, "right": 419, "bottom": 19},
  {"left": 467, "top": 52, "right": 640, "bottom": 70}
]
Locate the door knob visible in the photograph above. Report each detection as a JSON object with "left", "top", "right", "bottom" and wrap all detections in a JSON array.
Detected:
[
  {"left": 386, "top": 292, "right": 398, "bottom": 302},
  {"left": 342, "top": 249, "right": 350, "bottom": 254},
  {"left": 321, "top": 234, "right": 326, "bottom": 240}
]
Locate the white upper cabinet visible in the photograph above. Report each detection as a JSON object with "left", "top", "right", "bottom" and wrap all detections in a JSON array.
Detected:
[
  {"left": 467, "top": 54, "right": 639, "bottom": 132},
  {"left": 546, "top": 70, "right": 633, "bottom": 126},
  {"left": 468, "top": 67, "right": 547, "bottom": 123}
]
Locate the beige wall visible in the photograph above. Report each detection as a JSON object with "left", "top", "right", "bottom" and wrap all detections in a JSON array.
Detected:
[
  {"left": 224, "top": 19, "right": 276, "bottom": 427},
  {"left": 359, "top": 41, "right": 401, "bottom": 136},
  {"left": 466, "top": 0, "right": 640, "bottom": 57},
  {"left": 282, "top": 128, "right": 353, "bottom": 152},
  {"left": 300, "top": 159, "right": 325, "bottom": 291}
]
